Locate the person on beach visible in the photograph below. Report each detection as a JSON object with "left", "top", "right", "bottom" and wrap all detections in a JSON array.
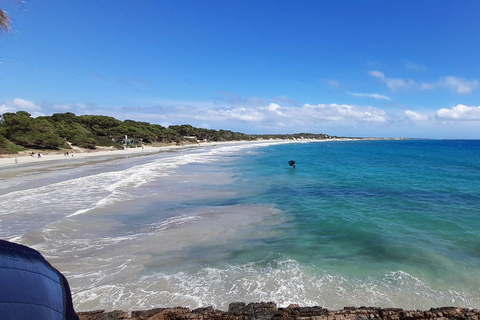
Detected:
[{"left": 14, "top": 157, "right": 18, "bottom": 164}]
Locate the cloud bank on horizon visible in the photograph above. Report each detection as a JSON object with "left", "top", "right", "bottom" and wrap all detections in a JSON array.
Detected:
[
  {"left": 2, "top": 97, "right": 479, "bottom": 139},
  {"left": 1, "top": 1, "right": 479, "bottom": 139}
]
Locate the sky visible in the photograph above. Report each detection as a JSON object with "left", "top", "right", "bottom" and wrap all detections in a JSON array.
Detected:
[{"left": 1, "top": 1, "right": 480, "bottom": 139}]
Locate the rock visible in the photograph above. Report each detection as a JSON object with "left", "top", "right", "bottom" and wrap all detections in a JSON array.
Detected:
[
  {"left": 131, "top": 308, "right": 167, "bottom": 320},
  {"left": 78, "top": 310, "right": 129, "bottom": 320},
  {"left": 146, "top": 314, "right": 165, "bottom": 320},
  {"left": 228, "top": 302, "right": 278, "bottom": 318},
  {"left": 77, "top": 304, "right": 480, "bottom": 320},
  {"left": 228, "top": 303, "right": 247, "bottom": 315}
]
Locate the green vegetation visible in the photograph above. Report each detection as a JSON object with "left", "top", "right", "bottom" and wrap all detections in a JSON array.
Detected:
[
  {"left": 0, "top": 111, "right": 253, "bottom": 153},
  {"left": 0, "top": 134, "right": 24, "bottom": 154},
  {"left": 0, "top": 111, "right": 341, "bottom": 154}
]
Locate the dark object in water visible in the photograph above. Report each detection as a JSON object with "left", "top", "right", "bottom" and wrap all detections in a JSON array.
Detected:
[
  {"left": 0, "top": 239, "right": 79, "bottom": 320},
  {"left": 288, "top": 160, "right": 296, "bottom": 166}
]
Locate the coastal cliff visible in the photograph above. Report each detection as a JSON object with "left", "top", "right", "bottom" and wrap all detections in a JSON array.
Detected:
[{"left": 77, "top": 303, "right": 480, "bottom": 320}]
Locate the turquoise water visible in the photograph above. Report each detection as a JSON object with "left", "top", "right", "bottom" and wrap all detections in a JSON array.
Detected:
[
  {"left": 2, "top": 140, "right": 480, "bottom": 310},
  {"left": 232, "top": 140, "right": 480, "bottom": 282},
  {"left": 133, "top": 139, "right": 480, "bottom": 309}
]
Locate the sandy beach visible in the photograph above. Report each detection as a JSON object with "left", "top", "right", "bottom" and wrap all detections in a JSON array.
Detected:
[
  {"left": 0, "top": 144, "right": 185, "bottom": 167},
  {"left": 0, "top": 141, "right": 271, "bottom": 180}
]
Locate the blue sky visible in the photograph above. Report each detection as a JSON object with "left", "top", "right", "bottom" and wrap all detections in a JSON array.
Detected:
[{"left": 1, "top": 1, "right": 480, "bottom": 138}]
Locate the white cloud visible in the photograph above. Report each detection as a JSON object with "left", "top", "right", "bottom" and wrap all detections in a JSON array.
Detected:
[
  {"left": 421, "top": 76, "right": 479, "bottom": 94},
  {"left": 12, "top": 98, "right": 42, "bottom": 111},
  {"left": 294, "top": 104, "right": 387, "bottom": 123},
  {"left": 436, "top": 104, "right": 480, "bottom": 120},
  {"left": 368, "top": 70, "right": 385, "bottom": 80},
  {"left": 140, "top": 102, "right": 388, "bottom": 130},
  {"left": 370, "top": 71, "right": 478, "bottom": 94},
  {"left": 5, "top": 97, "right": 480, "bottom": 138},
  {"left": 348, "top": 92, "right": 390, "bottom": 100},
  {"left": 49, "top": 102, "right": 98, "bottom": 115},
  {"left": 0, "top": 98, "right": 44, "bottom": 116},
  {"left": 0, "top": 103, "right": 16, "bottom": 114},
  {"left": 405, "top": 110, "right": 428, "bottom": 121},
  {"left": 368, "top": 71, "right": 414, "bottom": 91}
]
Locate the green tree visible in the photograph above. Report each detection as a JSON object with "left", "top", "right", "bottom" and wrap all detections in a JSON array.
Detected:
[
  {"left": 0, "top": 133, "right": 24, "bottom": 153},
  {"left": 77, "top": 115, "right": 122, "bottom": 138},
  {"left": 169, "top": 124, "right": 196, "bottom": 137},
  {"left": 2, "top": 111, "right": 66, "bottom": 149},
  {"left": 2, "top": 111, "right": 34, "bottom": 137}
]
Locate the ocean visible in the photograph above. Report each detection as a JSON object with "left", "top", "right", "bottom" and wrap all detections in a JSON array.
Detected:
[{"left": 1, "top": 140, "right": 479, "bottom": 312}]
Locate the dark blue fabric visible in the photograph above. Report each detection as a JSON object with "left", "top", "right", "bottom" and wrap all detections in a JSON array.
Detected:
[{"left": 0, "top": 240, "right": 79, "bottom": 320}]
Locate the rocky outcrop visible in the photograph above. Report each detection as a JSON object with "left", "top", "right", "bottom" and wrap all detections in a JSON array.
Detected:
[{"left": 77, "top": 303, "right": 480, "bottom": 320}]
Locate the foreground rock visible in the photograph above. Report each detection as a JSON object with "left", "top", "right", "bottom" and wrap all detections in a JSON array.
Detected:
[{"left": 77, "top": 303, "right": 480, "bottom": 320}]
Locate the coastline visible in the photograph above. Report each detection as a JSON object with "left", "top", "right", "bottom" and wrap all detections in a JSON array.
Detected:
[
  {"left": 5, "top": 137, "right": 467, "bottom": 317},
  {"left": 0, "top": 138, "right": 360, "bottom": 179},
  {"left": 0, "top": 140, "right": 268, "bottom": 180}
]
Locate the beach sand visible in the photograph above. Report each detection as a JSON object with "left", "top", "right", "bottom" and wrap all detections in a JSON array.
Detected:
[
  {"left": 0, "top": 145, "right": 177, "bottom": 166},
  {"left": 0, "top": 145, "right": 176, "bottom": 179},
  {"left": 0, "top": 140, "right": 282, "bottom": 180}
]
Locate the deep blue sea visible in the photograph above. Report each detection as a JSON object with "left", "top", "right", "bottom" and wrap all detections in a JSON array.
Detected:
[{"left": 1, "top": 140, "right": 480, "bottom": 311}]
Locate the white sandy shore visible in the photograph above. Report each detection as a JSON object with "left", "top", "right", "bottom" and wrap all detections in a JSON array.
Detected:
[
  {"left": 0, "top": 140, "right": 288, "bottom": 174},
  {"left": 0, "top": 144, "right": 188, "bottom": 167}
]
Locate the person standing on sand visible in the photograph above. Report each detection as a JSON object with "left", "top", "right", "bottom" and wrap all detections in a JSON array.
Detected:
[{"left": 14, "top": 157, "right": 18, "bottom": 164}]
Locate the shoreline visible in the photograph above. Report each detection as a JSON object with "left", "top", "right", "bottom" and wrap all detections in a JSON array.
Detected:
[
  {"left": 0, "top": 140, "right": 267, "bottom": 179},
  {"left": 6, "top": 137, "right": 454, "bottom": 317},
  {"left": 77, "top": 303, "right": 479, "bottom": 320},
  {"left": 0, "top": 136, "right": 406, "bottom": 167},
  {"left": 0, "top": 138, "right": 363, "bottom": 179}
]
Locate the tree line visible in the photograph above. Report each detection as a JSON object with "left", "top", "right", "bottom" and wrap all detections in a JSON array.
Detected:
[
  {"left": 0, "top": 111, "right": 341, "bottom": 154},
  {"left": 0, "top": 111, "right": 256, "bottom": 153}
]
